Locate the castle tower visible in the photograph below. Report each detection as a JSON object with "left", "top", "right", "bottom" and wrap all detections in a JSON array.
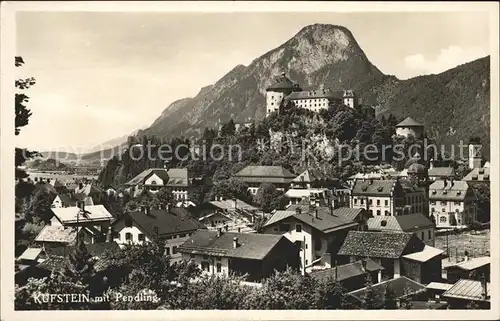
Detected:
[
  {"left": 343, "top": 89, "right": 356, "bottom": 109},
  {"left": 265, "top": 72, "right": 301, "bottom": 117},
  {"left": 468, "top": 142, "right": 482, "bottom": 169}
]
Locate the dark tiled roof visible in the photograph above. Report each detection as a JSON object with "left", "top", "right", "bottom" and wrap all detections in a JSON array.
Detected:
[
  {"left": 429, "top": 180, "right": 470, "bottom": 201},
  {"left": 115, "top": 208, "right": 206, "bottom": 239},
  {"left": 338, "top": 231, "right": 423, "bottom": 259},
  {"left": 348, "top": 276, "right": 426, "bottom": 307},
  {"left": 285, "top": 89, "right": 342, "bottom": 100},
  {"left": 310, "top": 259, "right": 384, "bottom": 282},
  {"left": 367, "top": 214, "right": 434, "bottom": 232},
  {"left": 463, "top": 167, "right": 490, "bottom": 182},
  {"left": 35, "top": 225, "right": 77, "bottom": 244},
  {"left": 396, "top": 117, "right": 423, "bottom": 127},
  {"left": 264, "top": 206, "right": 358, "bottom": 233},
  {"left": 266, "top": 73, "right": 300, "bottom": 91},
  {"left": 178, "top": 230, "right": 287, "bottom": 260},
  {"left": 351, "top": 180, "right": 396, "bottom": 196},
  {"left": 428, "top": 167, "right": 455, "bottom": 178},
  {"left": 125, "top": 168, "right": 166, "bottom": 186},
  {"left": 291, "top": 169, "right": 327, "bottom": 183},
  {"left": 332, "top": 208, "right": 365, "bottom": 222}
]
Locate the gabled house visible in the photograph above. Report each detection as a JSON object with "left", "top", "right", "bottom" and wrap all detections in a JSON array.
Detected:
[
  {"left": 110, "top": 206, "right": 206, "bottom": 262},
  {"left": 51, "top": 194, "right": 77, "bottom": 208},
  {"left": 347, "top": 276, "right": 427, "bottom": 309},
  {"left": 74, "top": 183, "right": 104, "bottom": 205},
  {"left": 125, "top": 168, "right": 194, "bottom": 201},
  {"left": 34, "top": 225, "right": 97, "bottom": 248},
  {"left": 290, "top": 169, "right": 336, "bottom": 189},
  {"left": 443, "top": 278, "right": 490, "bottom": 309},
  {"left": 444, "top": 256, "right": 490, "bottom": 283},
  {"left": 367, "top": 213, "right": 436, "bottom": 246},
  {"left": 310, "top": 258, "right": 385, "bottom": 292},
  {"left": 429, "top": 180, "right": 476, "bottom": 228},
  {"left": 350, "top": 179, "right": 407, "bottom": 217},
  {"left": 462, "top": 167, "right": 490, "bottom": 186},
  {"left": 395, "top": 117, "right": 424, "bottom": 139},
  {"left": 233, "top": 165, "right": 296, "bottom": 195},
  {"left": 428, "top": 166, "right": 455, "bottom": 182},
  {"left": 262, "top": 201, "right": 361, "bottom": 274},
  {"left": 178, "top": 229, "right": 300, "bottom": 281},
  {"left": 50, "top": 203, "right": 113, "bottom": 233},
  {"left": 338, "top": 231, "right": 443, "bottom": 284}
]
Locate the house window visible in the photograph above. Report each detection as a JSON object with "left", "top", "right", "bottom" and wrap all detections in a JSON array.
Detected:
[
  {"left": 376, "top": 200, "right": 380, "bottom": 206},
  {"left": 442, "top": 208, "right": 446, "bottom": 212},
  {"left": 384, "top": 211, "right": 389, "bottom": 216},
  {"left": 295, "top": 224, "right": 302, "bottom": 232},
  {"left": 279, "top": 223, "right": 290, "bottom": 232},
  {"left": 138, "top": 233, "right": 145, "bottom": 242},
  {"left": 384, "top": 200, "right": 388, "bottom": 206},
  {"left": 441, "top": 201, "right": 447, "bottom": 206},
  {"left": 369, "top": 199, "right": 373, "bottom": 205},
  {"left": 165, "top": 247, "right": 170, "bottom": 255},
  {"left": 440, "top": 216, "right": 447, "bottom": 223},
  {"left": 125, "top": 233, "right": 132, "bottom": 241},
  {"left": 354, "top": 199, "right": 358, "bottom": 205},
  {"left": 428, "top": 230, "right": 432, "bottom": 239},
  {"left": 190, "top": 253, "right": 195, "bottom": 259},
  {"left": 430, "top": 200, "right": 436, "bottom": 205},
  {"left": 377, "top": 210, "right": 381, "bottom": 216},
  {"left": 454, "top": 201, "right": 461, "bottom": 205},
  {"left": 216, "top": 263, "right": 222, "bottom": 273},
  {"left": 172, "top": 246, "right": 178, "bottom": 254},
  {"left": 360, "top": 199, "right": 364, "bottom": 205},
  {"left": 201, "top": 261, "right": 210, "bottom": 272}
]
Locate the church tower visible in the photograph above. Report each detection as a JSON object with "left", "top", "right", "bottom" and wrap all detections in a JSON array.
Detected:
[{"left": 468, "top": 139, "right": 482, "bottom": 169}]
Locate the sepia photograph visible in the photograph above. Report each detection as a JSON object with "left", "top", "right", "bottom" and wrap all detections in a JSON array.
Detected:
[{"left": 1, "top": 1, "right": 499, "bottom": 320}]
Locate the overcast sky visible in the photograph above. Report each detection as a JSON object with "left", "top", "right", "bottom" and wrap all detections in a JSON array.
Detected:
[{"left": 16, "top": 11, "right": 490, "bottom": 152}]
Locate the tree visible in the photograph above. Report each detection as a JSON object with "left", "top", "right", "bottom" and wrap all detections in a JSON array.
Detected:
[
  {"left": 361, "top": 275, "right": 378, "bottom": 309},
  {"left": 254, "top": 183, "right": 288, "bottom": 213},
  {"left": 383, "top": 286, "right": 397, "bottom": 309},
  {"left": 155, "top": 187, "right": 175, "bottom": 207},
  {"left": 15, "top": 56, "right": 38, "bottom": 180},
  {"left": 207, "top": 178, "right": 252, "bottom": 204},
  {"left": 220, "top": 119, "right": 236, "bottom": 137}
]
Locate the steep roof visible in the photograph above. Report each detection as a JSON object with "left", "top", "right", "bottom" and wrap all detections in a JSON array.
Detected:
[
  {"left": 338, "top": 231, "right": 423, "bottom": 259},
  {"left": 266, "top": 73, "right": 300, "bottom": 91},
  {"left": 264, "top": 206, "right": 358, "bottom": 234},
  {"left": 292, "top": 169, "right": 326, "bottom": 183},
  {"left": 124, "top": 168, "right": 168, "bottom": 186},
  {"left": 115, "top": 208, "right": 206, "bottom": 239},
  {"left": 310, "top": 259, "right": 384, "bottom": 282},
  {"left": 462, "top": 167, "right": 490, "bottom": 182},
  {"left": 396, "top": 117, "right": 423, "bottom": 127},
  {"left": 74, "top": 183, "right": 103, "bottom": 196},
  {"left": 348, "top": 276, "right": 426, "bottom": 307},
  {"left": 285, "top": 89, "right": 342, "bottom": 101},
  {"left": 166, "top": 168, "right": 190, "bottom": 187},
  {"left": 34, "top": 225, "right": 77, "bottom": 244},
  {"left": 351, "top": 179, "right": 397, "bottom": 196},
  {"left": 234, "top": 166, "right": 295, "bottom": 184},
  {"left": 429, "top": 180, "right": 471, "bottom": 201},
  {"left": 428, "top": 167, "right": 455, "bottom": 178},
  {"left": 443, "top": 279, "right": 490, "bottom": 302},
  {"left": 445, "top": 256, "right": 490, "bottom": 271},
  {"left": 51, "top": 205, "right": 113, "bottom": 224},
  {"left": 367, "top": 213, "right": 434, "bottom": 232},
  {"left": 178, "top": 230, "right": 288, "bottom": 260}
]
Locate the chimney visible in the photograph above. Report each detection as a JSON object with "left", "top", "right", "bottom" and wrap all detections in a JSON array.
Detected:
[
  {"left": 232, "top": 197, "right": 237, "bottom": 210},
  {"left": 314, "top": 208, "right": 319, "bottom": 219},
  {"left": 430, "top": 159, "right": 434, "bottom": 169},
  {"left": 295, "top": 208, "right": 302, "bottom": 215},
  {"left": 237, "top": 227, "right": 241, "bottom": 233},
  {"left": 361, "top": 258, "right": 367, "bottom": 272},
  {"left": 480, "top": 274, "right": 488, "bottom": 300},
  {"left": 166, "top": 203, "right": 170, "bottom": 212},
  {"left": 464, "top": 250, "right": 469, "bottom": 262},
  {"left": 233, "top": 237, "right": 239, "bottom": 249},
  {"left": 217, "top": 227, "right": 222, "bottom": 237},
  {"left": 225, "top": 225, "right": 229, "bottom": 232},
  {"left": 144, "top": 206, "right": 150, "bottom": 215},
  {"left": 443, "top": 179, "right": 447, "bottom": 188}
]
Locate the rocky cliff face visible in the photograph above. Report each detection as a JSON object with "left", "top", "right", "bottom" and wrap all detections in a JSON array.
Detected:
[
  {"left": 141, "top": 24, "right": 385, "bottom": 139},
  {"left": 137, "top": 23, "right": 490, "bottom": 157}
]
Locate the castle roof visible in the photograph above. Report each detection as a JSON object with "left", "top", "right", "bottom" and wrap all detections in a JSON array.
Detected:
[
  {"left": 266, "top": 73, "right": 301, "bottom": 91},
  {"left": 396, "top": 117, "right": 423, "bottom": 127}
]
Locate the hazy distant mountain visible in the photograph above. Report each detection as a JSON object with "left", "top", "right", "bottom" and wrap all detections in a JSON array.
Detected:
[
  {"left": 88, "top": 129, "right": 141, "bottom": 153},
  {"left": 135, "top": 24, "right": 489, "bottom": 156}
]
